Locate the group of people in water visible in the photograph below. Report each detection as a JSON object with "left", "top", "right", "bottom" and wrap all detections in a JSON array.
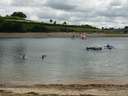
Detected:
[
  {"left": 72, "top": 32, "right": 87, "bottom": 40},
  {"left": 86, "top": 44, "right": 114, "bottom": 51},
  {"left": 21, "top": 33, "right": 113, "bottom": 60},
  {"left": 71, "top": 32, "right": 114, "bottom": 51}
]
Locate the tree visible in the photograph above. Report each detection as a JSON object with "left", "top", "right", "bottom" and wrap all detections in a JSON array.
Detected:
[
  {"left": 11, "top": 12, "right": 27, "bottom": 19},
  {"left": 50, "top": 19, "right": 53, "bottom": 24},
  {"left": 124, "top": 26, "right": 128, "bottom": 29},
  {"left": 102, "top": 27, "right": 104, "bottom": 30},
  {"left": 124, "top": 26, "right": 128, "bottom": 34},
  {"left": 63, "top": 21, "right": 67, "bottom": 25},
  {"left": 53, "top": 21, "right": 56, "bottom": 24},
  {"left": 62, "top": 21, "right": 68, "bottom": 32}
]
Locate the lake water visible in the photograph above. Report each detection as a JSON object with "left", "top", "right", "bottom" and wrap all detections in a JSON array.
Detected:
[{"left": 0, "top": 37, "right": 128, "bottom": 84}]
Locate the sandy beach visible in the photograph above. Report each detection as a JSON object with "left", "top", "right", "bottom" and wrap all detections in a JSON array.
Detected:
[
  {"left": 1, "top": 84, "right": 128, "bottom": 96},
  {"left": 1, "top": 80, "right": 128, "bottom": 96},
  {"left": 0, "top": 32, "right": 128, "bottom": 38},
  {"left": 0, "top": 32, "right": 78, "bottom": 38}
]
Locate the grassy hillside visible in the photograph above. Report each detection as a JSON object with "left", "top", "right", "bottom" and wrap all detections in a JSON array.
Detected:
[
  {"left": 0, "top": 16, "right": 100, "bottom": 33},
  {"left": 0, "top": 16, "right": 126, "bottom": 33}
]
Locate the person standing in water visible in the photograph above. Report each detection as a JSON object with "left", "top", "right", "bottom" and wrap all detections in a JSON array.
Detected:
[
  {"left": 22, "top": 54, "right": 27, "bottom": 60},
  {"left": 80, "top": 32, "right": 87, "bottom": 40},
  {"left": 42, "top": 55, "right": 47, "bottom": 60}
]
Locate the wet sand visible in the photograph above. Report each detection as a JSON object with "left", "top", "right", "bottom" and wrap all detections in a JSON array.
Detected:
[
  {"left": 0, "top": 32, "right": 79, "bottom": 38},
  {"left": 1, "top": 84, "right": 128, "bottom": 96},
  {"left": 0, "top": 32, "right": 128, "bottom": 38},
  {"left": 1, "top": 80, "right": 128, "bottom": 96}
]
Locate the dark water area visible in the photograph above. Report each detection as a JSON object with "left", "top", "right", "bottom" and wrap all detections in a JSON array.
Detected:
[{"left": 0, "top": 37, "right": 128, "bottom": 84}]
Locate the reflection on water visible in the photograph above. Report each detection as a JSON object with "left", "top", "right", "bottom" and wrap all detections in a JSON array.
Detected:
[
  {"left": 0, "top": 44, "right": 5, "bottom": 64},
  {"left": 11, "top": 42, "right": 27, "bottom": 64},
  {"left": 0, "top": 38, "right": 128, "bottom": 83}
]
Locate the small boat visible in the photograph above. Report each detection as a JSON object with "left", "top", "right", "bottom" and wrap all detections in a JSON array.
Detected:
[{"left": 86, "top": 47, "right": 102, "bottom": 51}]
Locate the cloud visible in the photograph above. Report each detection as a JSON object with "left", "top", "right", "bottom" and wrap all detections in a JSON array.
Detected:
[
  {"left": 44, "top": 0, "right": 76, "bottom": 11},
  {"left": 0, "top": 0, "right": 13, "bottom": 6},
  {"left": 0, "top": 0, "right": 128, "bottom": 28},
  {"left": 11, "top": 0, "right": 46, "bottom": 6}
]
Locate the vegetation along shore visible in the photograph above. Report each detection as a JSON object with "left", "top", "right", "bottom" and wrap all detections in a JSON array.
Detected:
[{"left": 0, "top": 12, "right": 128, "bottom": 34}]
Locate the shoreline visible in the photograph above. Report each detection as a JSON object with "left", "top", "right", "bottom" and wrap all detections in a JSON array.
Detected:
[
  {"left": 1, "top": 81, "right": 128, "bottom": 96},
  {"left": 1, "top": 80, "right": 128, "bottom": 96},
  {"left": 0, "top": 32, "right": 128, "bottom": 38}
]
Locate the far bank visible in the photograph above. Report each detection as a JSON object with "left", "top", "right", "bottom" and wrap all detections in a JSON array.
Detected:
[{"left": 0, "top": 32, "right": 128, "bottom": 38}]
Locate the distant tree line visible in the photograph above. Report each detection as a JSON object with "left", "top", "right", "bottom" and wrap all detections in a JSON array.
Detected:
[
  {"left": 3, "top": 11, "right": 126, "bottom": 33},
  {"left": 11, "top": 12, "right": 27, "bottom": 18}
]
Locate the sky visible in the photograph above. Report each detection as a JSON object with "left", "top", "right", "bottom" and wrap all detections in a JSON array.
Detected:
[{"left": 0, "top": 0, "right": 128, "bottom": 28}]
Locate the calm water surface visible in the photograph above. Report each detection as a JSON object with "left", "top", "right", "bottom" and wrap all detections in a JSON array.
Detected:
[{"left": 0, "top": 37, "right": 128, "bottom": 83}]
